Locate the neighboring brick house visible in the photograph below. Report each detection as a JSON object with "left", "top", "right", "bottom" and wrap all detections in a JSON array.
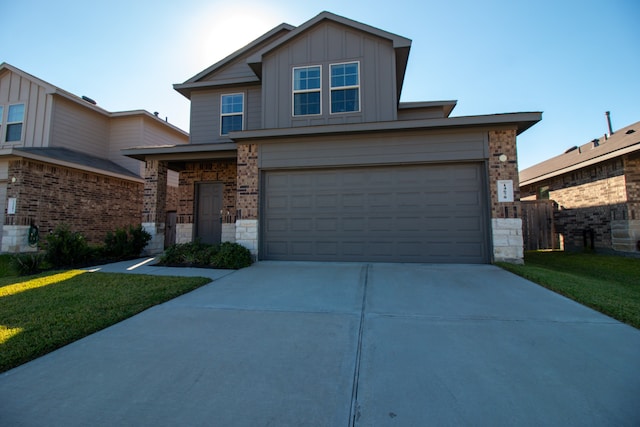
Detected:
[
  {"left": 124, "top": 11, "right": 541, "bottom": 264},
  {"left": 520, "top": 120, "right": 640, "bottom": 253},
  {"left": 0, "top": 63, "right": 187, "bottom": 253}
]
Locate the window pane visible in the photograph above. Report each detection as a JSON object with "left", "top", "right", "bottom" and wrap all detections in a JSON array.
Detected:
[
  {"left": 294, "top": 92, "right": 320, "bottom": 115},
  {"left": 0, "top": 106, "right": 4, "bottom": 122},
  {"left": 221, "top": 115, "right": 242, "bottom": 135},
  {"left": 331, "top": 63, "right": 358, "bottom": 88},
  {"left": 331, "top": 88, "right": 359, "bottom": 113},
  {"left": 8, "top": 104, "right": 25, "bottom": 122},
  {"left": 6, "top": 123, "right": 22, "bottom": 142},
  {"left": 221, "top": 94, "right": 243, "bottom": 114},
  {"left": 294, "top": 66, "right": 320, "bottom": 91}
]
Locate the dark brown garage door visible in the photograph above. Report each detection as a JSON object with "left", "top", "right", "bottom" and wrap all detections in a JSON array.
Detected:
[{"left": 261, "top": 163, "right": 488, "bottom": 263}]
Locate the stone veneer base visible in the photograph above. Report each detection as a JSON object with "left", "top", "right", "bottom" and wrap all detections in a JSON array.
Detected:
[
  {"left": 492, "top": 218, "right": 524, "bottom": 264},
  {"left": 235, "top": 219, "right": 258, "bottom": 257}
]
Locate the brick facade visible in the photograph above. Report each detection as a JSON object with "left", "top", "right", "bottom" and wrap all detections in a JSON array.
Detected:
[
  {"left": 177, "top": 159, "right": 237, "bottom": 223},
  {"left": 487, "top": 129, "right": 524, "bottom": 262},
  {"left": 488, "top": 129, "right": 521, "bottom": 219},
  {"left": 520, "top": 155, "right": 640, "bottom": 252},
  {"left": 236, "top": 144, "right": 259, "bottom": 220},
  {"left": 5, "top": 159, "right": 142, "bottom": 244},
  {"left": 625, "top": 153, "right": 640, "bottom": 220}
]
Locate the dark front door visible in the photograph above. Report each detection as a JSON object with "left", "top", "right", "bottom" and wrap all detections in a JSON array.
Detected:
[{"left": 196, "top": 182, "right": 223, "bottom": 244}]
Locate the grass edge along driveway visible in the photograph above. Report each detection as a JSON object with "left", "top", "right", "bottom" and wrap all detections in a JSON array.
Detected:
[
  {"left": 498, "top": 251, "right": 640, "bottom": 329},
  {"left": 0, "top": 270, "right": 211, "bottom": 373}
]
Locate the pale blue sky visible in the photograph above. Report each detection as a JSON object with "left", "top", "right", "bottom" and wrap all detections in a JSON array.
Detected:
[{"left": 2, "top": 0, "right": 638, "bottom": 169}]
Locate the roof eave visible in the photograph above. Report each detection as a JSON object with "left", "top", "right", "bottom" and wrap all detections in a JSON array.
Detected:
[
  {"left": 121, "top": 143, "right": 238, "bottom": 162},
  {"left": 230, "top": 112, "right": 542, "bottom": 141},
  {"left": 520, "top": 142, "right": 640, "bottom": 186}
]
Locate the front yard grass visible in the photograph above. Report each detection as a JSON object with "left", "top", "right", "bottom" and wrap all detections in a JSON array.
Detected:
[
  {"left": 0, "top": 268, "right": 210, "bottom": 373},
  {"left": 498, "top": 251, "right": 640, "bottom": 329}
]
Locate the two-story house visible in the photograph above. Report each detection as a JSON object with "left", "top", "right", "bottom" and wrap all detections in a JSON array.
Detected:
[
  {"left": 124, "top": 11, "right": 541, "bottom": 264},
  {"left": 0, "top": 63, "right": 187, "bottom": 253}
]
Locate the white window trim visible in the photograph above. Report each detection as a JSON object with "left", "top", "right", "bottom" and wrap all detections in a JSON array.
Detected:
[
  {"left": 220, "top": 93, "right": 244, "bottom": 136},
  {"left": 4, "top": 103, "right": 26, "bottom": 143},
  {"left": 0, "top": 105, "right": 4, "bottom": 144},
  {"left": 330, "top": 61, "right": 361, "bottom": 115},
  {"left": 292, "top": 65, "right": 322, "bottom": 117}
]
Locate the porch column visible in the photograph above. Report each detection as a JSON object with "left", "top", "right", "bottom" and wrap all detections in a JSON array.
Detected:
[
  {"left": 488, "top": 129, "right": 524, "bottom": 264},
  {"left": 142, "top": 159, "right": 168, "bottom": 255},
  {"left": 236, "top": 144, "right": 259, "bottom": 257}
]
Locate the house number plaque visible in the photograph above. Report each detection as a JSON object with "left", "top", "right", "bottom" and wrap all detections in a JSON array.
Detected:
[{"left": 497, "top": 180, "right": 514, "bottom": 202}]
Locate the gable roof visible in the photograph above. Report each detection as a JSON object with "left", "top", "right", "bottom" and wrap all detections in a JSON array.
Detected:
[
  {"left": 520, "top": 120, "right": 640, "bottom": 186},
  {"left": 173, "top": 23, "right": 294, "bottom": 98},
  {"left": 246, "top": 11, "right": 411, "bottom": 100},
  {"left": 0, "top": 63, "right": 187, "bottom": 136},
  {"left": 174, "top": 11, "right": 412, "bottom": 100}
]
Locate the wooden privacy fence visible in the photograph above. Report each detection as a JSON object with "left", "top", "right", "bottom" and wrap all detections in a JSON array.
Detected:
[{"left": 522, "top": 200, "right": 559, "bottom": 250}]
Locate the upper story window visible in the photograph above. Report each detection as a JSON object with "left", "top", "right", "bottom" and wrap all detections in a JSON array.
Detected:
[
  {"left": 330, "top": 62, "right": 360, "bottom": 114},
  {"left": 220, "top": 93, "right": 243, "bottom": 135},
  {"left": 293, "top": 65, "right": 321, "bottom": 116},
  {"left": 3, "top": 103, "right": 25, "bottom": 142},
  {"left": 0, "top": 105, "right": 3, "bottom": 141}
]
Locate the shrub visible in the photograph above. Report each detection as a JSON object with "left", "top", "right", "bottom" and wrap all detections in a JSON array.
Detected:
[
  {"left": 10, "top": 253, "right": 44, "bottom": 276},
  {"left": 103, "top": 225, "right": 152, "bottom": 260},
  {"left": 157, "top": 241, "right": 252, "bottom": 269},
  {"left": 212, "top": 242, "right": 253, "bottom": 269},
  {"left": 45, "top": 224, "right": 91, "bottom": 268}
]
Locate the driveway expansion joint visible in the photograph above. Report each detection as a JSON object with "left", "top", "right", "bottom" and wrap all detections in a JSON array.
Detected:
[{"left": 348, "top": 263, "right": 370, "bottom": 427}]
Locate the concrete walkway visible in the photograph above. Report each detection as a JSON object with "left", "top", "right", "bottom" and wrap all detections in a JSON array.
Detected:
[{"left": 1, "top": 261, "right": 639, "bottom": 426}]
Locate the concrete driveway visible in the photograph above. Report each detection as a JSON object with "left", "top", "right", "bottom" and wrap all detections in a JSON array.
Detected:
[{"left": 1, "top": 262, "right": 639, "bottom": 426}]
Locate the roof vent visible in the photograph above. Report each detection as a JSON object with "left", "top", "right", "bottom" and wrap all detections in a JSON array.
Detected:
[
  {"left": 592, "top": 138, "right": 600, "bottom": 148},
  {"left": 564, "top": 146, "right": 578, "bottom": 154},
  {"left": 81, "top": 96, "right": 96, "bottom": 105},
  {"left": 626, "top": 129, "right": 636, "bottom": 135}
]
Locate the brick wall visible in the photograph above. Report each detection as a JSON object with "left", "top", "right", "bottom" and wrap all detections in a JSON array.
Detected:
[
  {"left": 6, "top": 159, "right": 142, "bottom": 244},
  {"left": 237, "top": 144, "right": 259, "bottom": 220},
  {"left": 520, "top": 157, "right": 635, "bottom": 250},
  {"left": 167, "top": 185, "right": 179, "bottom": 212},
  {"left": 624, "top": 153, "right": 640, "bottom": 220},
  {"left": 488, "top": 129, "right": 521, "bottom": 219},
  {"left": 177, "top": 159, "right": 237, "bottom": 223}
]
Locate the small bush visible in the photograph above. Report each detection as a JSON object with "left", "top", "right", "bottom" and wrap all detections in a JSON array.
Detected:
[
  {"left": 104, "top": 225, "right": 151, "bottom": 260},
  {"left": 157, "top": 241, "right": 252, "bottom": 269},
  {"left": 45, "top": 225, "right": 91, "bottom": 268},
  {"left": 10, "top": 253, "right": 44, "bottom": 276},
  {"left": 213, "top": 242, "right": 253, "bottom": 269}
]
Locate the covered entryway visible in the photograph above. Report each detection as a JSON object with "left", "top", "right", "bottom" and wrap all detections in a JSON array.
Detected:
[{"left": 262, "top": 163, "right": 489, "bottom": 263}]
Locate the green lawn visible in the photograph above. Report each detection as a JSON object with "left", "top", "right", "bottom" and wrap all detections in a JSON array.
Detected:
[
  {"left": 0, "top": 266, "right": 210, "bottom": 373},
  {"left": 498, "top": 251, "right": 640, "bottom": 329}
]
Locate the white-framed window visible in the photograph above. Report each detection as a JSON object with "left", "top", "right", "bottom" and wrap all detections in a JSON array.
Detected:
[
  {"left": 220, "top": 93, "right": 244, "bottom": 135},
  {"left": 330, "top": 62, "right": 360, "bottom": 114},
  {"left": 6, "top": 103, "right": 25, "bottom": 142},
  {"left": 292, "top": 65, "right": 321, "bottom": 116},
  {"left": 0, "top": 105, "right": 3, "bottom": 142}
]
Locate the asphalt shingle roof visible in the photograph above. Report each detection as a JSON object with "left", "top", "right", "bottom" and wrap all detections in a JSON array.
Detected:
[{"left": 520, "top": 120, "right": 640, "bottom": 185}]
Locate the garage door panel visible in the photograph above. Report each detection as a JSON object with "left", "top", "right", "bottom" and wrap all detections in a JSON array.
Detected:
[{"left": 262, "top": 164, "right": 488, "bottom": 263}]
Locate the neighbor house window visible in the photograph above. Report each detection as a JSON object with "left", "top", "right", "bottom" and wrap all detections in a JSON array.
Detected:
[
  {"left": 6, "top": 103, "right": 25, "bottom": 142},
  {"left": 330, "top": 62, "right": 359, "bottom": 113},
  {"left": 220, "top": 93, "right": 244, "bottom": 135},
  {"left": 538, "top": 186, "right": 550, "bottom": 200},
  {"left": 293, "top": 65, "right": 321, "bottom": 116},
  {"left": 0, "top": 105, "right": 3, "bottom": 141}
]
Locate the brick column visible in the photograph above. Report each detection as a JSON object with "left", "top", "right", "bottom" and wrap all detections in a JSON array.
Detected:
[
  {"left": 236, "top": 144, "right": 259, "bottom": 256},
  {"left": 142, "top": 160, "right": 168, "bottom": 254},
  {"left": 488, "top": 129, "right": 523, "bottom": 263}
]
